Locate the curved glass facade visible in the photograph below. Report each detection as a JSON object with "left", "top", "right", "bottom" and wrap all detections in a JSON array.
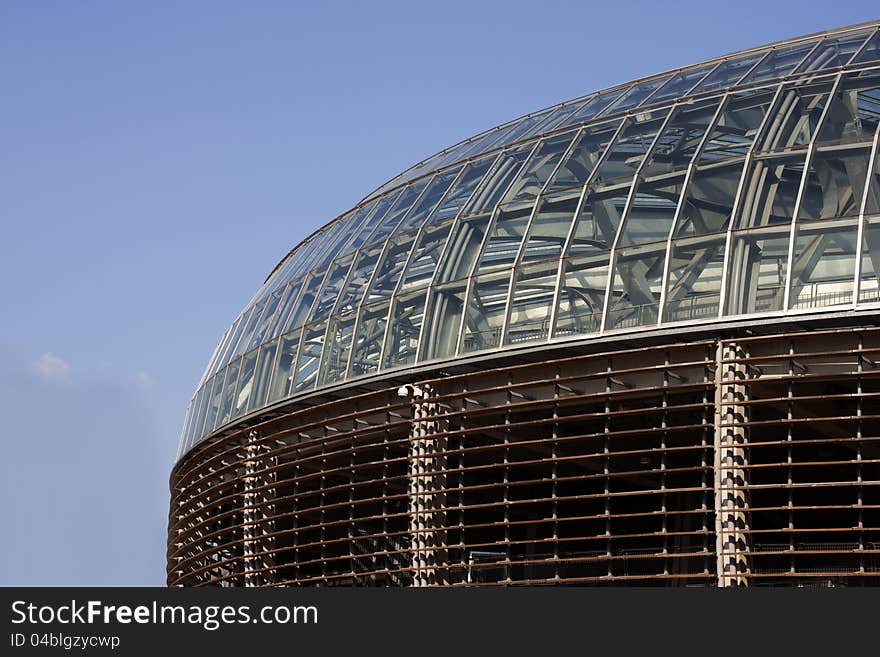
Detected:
[{"left": 178, "top": 21, "right": 880, "bottom": 458}]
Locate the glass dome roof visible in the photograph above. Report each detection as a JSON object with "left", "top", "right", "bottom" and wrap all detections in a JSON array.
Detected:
[{"left": 178, "top": 21, "right": 880, "bottom": 458}]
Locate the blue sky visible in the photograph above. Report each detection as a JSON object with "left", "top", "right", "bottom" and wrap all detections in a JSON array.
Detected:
[{"left": 1, "top": 2, "right": 876, "bottom": 586}]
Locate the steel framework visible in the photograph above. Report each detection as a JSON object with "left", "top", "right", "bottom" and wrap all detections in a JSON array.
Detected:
[{"left": 169, "top": 324, "right": 880, "bottom": 586}]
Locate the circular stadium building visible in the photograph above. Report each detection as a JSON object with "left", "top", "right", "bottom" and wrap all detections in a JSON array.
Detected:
[{"left": 169, "top": 21, "right": 880, "bottom": 587}]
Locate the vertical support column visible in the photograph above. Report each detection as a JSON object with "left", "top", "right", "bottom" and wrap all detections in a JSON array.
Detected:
[
  {"left": 714, "top": 341, "right": 751, "bottom": 587},
  {"left": 400, "top": 383, "right": 449, "bottom": 587},
  {"left": 242, "top": 430, "right": 277, "bottom": 587}
]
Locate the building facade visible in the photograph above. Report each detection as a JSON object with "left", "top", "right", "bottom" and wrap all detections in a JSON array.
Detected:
[{"left": 169, "top": 22, "right": 880, "bottom": 586}]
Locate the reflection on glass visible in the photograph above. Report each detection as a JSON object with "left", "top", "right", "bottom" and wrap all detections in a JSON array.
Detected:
[
  {"left": 506, "top": 258, "right": 559, "bottom": 345},
  {"left": 267, "top": 331, "right": 301, "bottom": 403},
  {"left": 798, "top": 147, "right": 872, "bottom": 221},
  {"left": 724, "top": 228, "right": 790, "bottom": 314},
  {"left": 462, "top": 271, "right": 512, "bottom": 353},
  {"left": 319, "top": 314, "right": 356, "bottom": 385},
  {"left": 663, "top": 235, "right": 726, "bottom": 322},
  {"left": 349, "top": 303, "right": 389, "bottom": 377},
  {"left": 554, "top": 254, "right": 608, "bottom": 337},
  {"left": 293, "top": 322, "right": 326, "bottom": 392},
  {"left": 383, "top": 291, "right": 427, "bottom": 368},
  {"left": 788, "top": 218, "right": 857, "bottom": 309},
  {"left": 606, "top": 243, "right": 666, "bottom": 329}
]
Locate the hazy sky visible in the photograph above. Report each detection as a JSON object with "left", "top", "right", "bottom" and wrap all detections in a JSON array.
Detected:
[{"left": 2, "top": 2, "right": 876, "bottom": 586}]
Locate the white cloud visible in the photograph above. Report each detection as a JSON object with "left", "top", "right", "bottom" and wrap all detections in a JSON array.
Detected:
[
  {"left": 31, "top": 352, "right": 71, "bottom": 381},
  {"left": 134, "top": 370, "right": 155, "bottom": 388}
]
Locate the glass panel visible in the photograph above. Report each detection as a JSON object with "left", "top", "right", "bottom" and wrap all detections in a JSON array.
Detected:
[
  {"left": 347, "top": 191, "right": 401, "bottom": 251},
  {"left": 588, "top": 110, "right": 668, "bottom": 183},
  {"left": 617, "top": 103, "right": 718, "bottom": 247},
  {"left": 794, "top": 31, "right": 873, "bottom": 72},
  {"left": 246, "top": 287, "right": 283, "bottom": 351},
  {"left": 309, "top": 211, "right": 362, "bottom": 273},
  {"left": 691, "top": 52, "right": 767, "bottom": 94},
  {"left": 798, "top": 147, "right": 872, "bottom": 221},
  {"left": 647, "top": 63, "right": 717, "bottom": 104},
  {"left": 724, "top": 228, "right": 790, "bottom": 315},
  {"left": 319, "top": 314, "right": 356, "bottom": 385},
  {"left": 383, "top": 291, "right": 428, "bottom": 369},
  {"left": 640, "top": 102, "right": 718, "bottom": 178},
  {"left": 202, "top": 373, "right": 225, "bottom": 438},
  {"left": 215, "top": 358, "right": 241, "bottom": 430},
  {"left": 216, "top": 314, "right": 246, "bottom": 370},
  {"left": 393, "top": 167, "right": 461, "bottom": 234},
  {"left": 428, "top": 155, "right": 497, "bottom": 224},
  {"left": 604, "top": 75, "right": 673, "bottom": 115},
  {"left": 754, "top": 79, "right": 834, "bottom": 153},
  {"left": 420, "top": 281, "right": 466, "bottom": 360},
  {"left": 368, "top": 178, "right": 430, "bottom": 245},
  {"left": 334, "top": 243, "right": 384, "bottom": 314},
  {"left": 283, "top": 269, "right": 324, "bottom": 332},
  {"left": 233, "top": 349, "right": 257, "bottom": 418},
  {"left": 698, "top": 88, "right": 776, "bottom": 163},
  {"left": 852, "top": 30, "right": 880, "bottom": 64},
  {"left": 505, "top": 258, "right": 558, "bottom": 345},
  {"left": 293, "top": 322, "right": 326, "bottom": 393},
  {"left": 186, "top": 386, "right": 208, "bottom": 447},
  {"left": 859, "top": 215, "right": 880, "bottom": 303},
  {"left": 267, "top": 278, "right": 303, "bottom": 340},
  {"left": 463, "top": 143, "right": 535, "bottom": 215},
  {"left": 229, "top": 301, "right": 264, "bottom": 361},
  {"left": 733, "top": 154, "right": 807, "bottom": 229},
  {"left": 662, "top": 234, "right": 726, "bottom": 322},
  {"left": 267, "top": 330, "right": 301, "bottom": 403},
  {"left": 553, "top": 253, "right": 608, "bottom": 338},
  {"left": 310, "top": 254, "right": 355, "bottom": 320},
  {"left": 503, "top": 132, "right": 577, "bottom": 204},
  {"left": 788, "top": 218, "right": 857, "bottom": 309},
  {"left": 618, "top": 173, "right": 686, "bottom": 247},
  {"left": 436, "top": 213, "right": 493, "bottom": 282},
  {"left": 501, "top": 113, "right": 553, "bottom": 147},
  {"left": 248, "top": 339, "right": 278, "bottom": 412},
  {"left": 366, "top": 230, "right": 418, "bottom": 302},
  {"left": 461, "top": 270, "right": 512, "bottom": 353},
  {"left": 814, "top": 73, "right": 880, "bottom": 146},
  {"left": 523, "top": 101, "right": 585, "bottom": 137},
  {"left": 546, "top": 120, "right": 622, "bottom": 193},
  {"left": 558, "top": 89, "right": 627, "bottom": 127},
  {"left": 740, "top": 41, "right": 818, "bottom": 84},
  {"left": 400, "top": 221, "right": 453, "bottom": 292},
  {"left": 606, "top": 242, "right": 666, "bottom": 329},
  {"left": 349, "top": 302, "right": 389, "bottom": 377},
  {"left": 520, "top": 193, "right": 579, "bottom": 263},
  {"left": 474, "top": 204, "right": 532, "bottom": 273},
  {"left": 673, "top": 163, "right": 745, "bottom": 238},
  {"left": 454, "top": 122, "right": 518, "bottom": 161},
  {"left": 568, "top": 187, "right": 629, "bottom": 255}
]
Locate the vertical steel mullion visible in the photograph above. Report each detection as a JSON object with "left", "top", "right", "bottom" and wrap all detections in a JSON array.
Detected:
[
  {"left": 315, "top": 252, "right": 361, "bottom": 383},
  {"left": 600, "top": 106, "right": 677, "bottom": 332},
  {"left": 414, "top": 151, "right": 506, "bottom": 362},
  {"left": 845, "top": 27, "right": 879, "bottom": 66},
  {"left": 734, "top": 49, "right": 772, "bottom": 87},
  {"left": 455, "top": 141, "right": 542, "bottom": 354},
  {"left": 547, "top": 118, "right": 628, "bottom": 339},
  {"left": 717, "top": 83, "right": 786, "bottom": 318},
  {"left": 374, "top": 167, "right": 469, "bottom": 372},
  {"left": 684, "top": 60, "right": 724, "bottom": 97},
  {"left": 854, "top": 122, "right": 880, "bottom": 305},
  {"left": 499, "top": 128, "right": 585, "bottom": 343},
  {"left": 657, "top": 96, "right": 730, "bottom": 324},
  {"left": 783, "top": 73, "right": 843, "bottom": 311}
]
